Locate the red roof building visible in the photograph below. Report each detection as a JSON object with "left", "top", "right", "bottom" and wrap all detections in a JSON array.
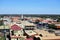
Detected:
[{"left": 11, "top": 24, "right": 22, "bottom": 30}]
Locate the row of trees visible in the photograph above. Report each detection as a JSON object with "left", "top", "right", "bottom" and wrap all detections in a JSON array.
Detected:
[
  {"left": 48, "top": 24, "right": 57, "bottom": 29},
  {"left": 0, "top": 16, "right": 4, "bottom": 26}
]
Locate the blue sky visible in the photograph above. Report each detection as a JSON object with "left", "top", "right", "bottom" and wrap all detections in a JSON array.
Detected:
[{"left": 0, "top": 0, "right": 60, "bottom": 14}]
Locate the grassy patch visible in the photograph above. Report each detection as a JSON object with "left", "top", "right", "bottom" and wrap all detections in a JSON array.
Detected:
[{"left": 0, "top": 36, "right": 5, "bottom": 40}]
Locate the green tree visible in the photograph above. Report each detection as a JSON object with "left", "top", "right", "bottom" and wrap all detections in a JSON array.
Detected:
[
  {"left": 57, "top": 17, "right": 60, "bottom": 22},
  {"left": 48, "top": 24, "right": 56, "bottom": 29},
  {"left": 0, "top": 20, "right": 3, "bottom": 26}
]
